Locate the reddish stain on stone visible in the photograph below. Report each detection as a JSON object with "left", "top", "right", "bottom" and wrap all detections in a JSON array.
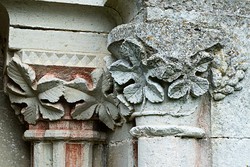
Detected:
[
  {"left": 30, "top": 65, "right": 95, "bottom": 87},
  {"left": 29, "top": 121, "right": 49, "bottom": 130},
  {"left": 133, "top": 139, "right": 138, "bottom": 167},
  {"left": 49, "top": 121, "right": 70, "bottom": 130},
  {"left": 65, "top": 143, "right": 84, "bottom": 167}
]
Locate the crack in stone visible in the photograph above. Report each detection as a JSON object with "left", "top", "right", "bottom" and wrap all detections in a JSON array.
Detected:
[{"left": 10, "top": 25, "right": 109, "bottom": 35}]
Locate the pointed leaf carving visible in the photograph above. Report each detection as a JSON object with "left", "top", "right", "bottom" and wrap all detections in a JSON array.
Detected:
[
  {"left": 190, "top": 76, "right": 209, "bottom": 97},
  {"left": 64, "top": 78, "right": 91, "bottom": 103},
  {"left": 38, "top": 76, "right": 65, "bottom": 103},
  {"left": 109, "top": 39, "right": 164, "bottom": 104},
  {"left": 73, "top": 103, "right": 97, "bottom": 120},
  {"left": 21, "top": 100, "right": 39, "bottom": 124},
  {"left": 39, "top": 102, "right": 64, "bottom": 120},
  {"left": 70, "top": 69, "right": 122, "bottom": 130},
  {"left": 168, "top": 79, "right": 190, "bottom": 99},
  {"left": 97, "top": 103, "right": 116, "bottom": 130},
  {"left": 144, "top": 79, "right": 164, "bottom": 103},
  {"left": 108, "top": 60, "right": 134, "bottom": 85},
  {"left": 7, "top": 57, "right": 36, "bottom": 95},
  {"left": 167, "top": 51, "right": 213, "bottom": 99},
  {"left": 7, "top": 57, "right": 65, "bottom": 124}
]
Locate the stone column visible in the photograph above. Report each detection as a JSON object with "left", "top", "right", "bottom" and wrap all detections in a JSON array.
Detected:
[
  {"left": 105, "top": 1, "right": 248, "bottom": 166},
  {"left": 3, "top": 1, "right": 124, "bottom": 166},
  {"left": 6, "top": 49, "right": 120, "bottom": 167},
  {"left": 129, "top": 100, "right": 207, "bottom": 166}
]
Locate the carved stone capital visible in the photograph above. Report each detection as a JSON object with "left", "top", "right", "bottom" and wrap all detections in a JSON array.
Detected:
[
  {"left": 104, "top": 6, "right": 249, "bottom": 140},
  {"left": 6, "top": 49, "right": 124, "bottom": 130},
  {"left": 105, "top": 14, "right": 248, "bottom": 120}
]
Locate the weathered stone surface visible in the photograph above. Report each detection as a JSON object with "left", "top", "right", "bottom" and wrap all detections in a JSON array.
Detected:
[
  {"left": 212, "top": 138, "right": 250, "bottom": 167},
  {"left": 130, "top": 125, "right": 205, "bottom": 138},
  {"left": 107, "top": 139, "right": 136, "bottom": 167},
  {"left": 211, "top": 69, "right": 250, "bottom": 137},
  {"left": 107, "top": 19, "right": 248, "bottom": 114},
  {"left": 107, "top": 123, "right": 136, "bottom": 167},
  {"left": 6, "top": 56, "right": 123, "bottom": 129},
  {"left": 138, "top": 136, "right": 201, "bottom": 167},
  {"left": 0, "top": 93, "right": 30, "bottom": 167},
  {"left": 1, "top": 0, "right": 250, "bottom": 166},
  {"left": 105, "top": 3, "right": 249, "bottom": 139},
  {"left": 105, "top": 0, "right": 142, "bottom": 23},
  {"left": 143, "top": 0, "right": 250, "bottom": 16},
  {"left": 9, "top": 28, "right": 109, "bottom": 53},
  {"left": 1, "top": 0, "right": 120, "bottom": 32},
  {"left": 105, "top": 1, "right": 250, "bottom": 167}
]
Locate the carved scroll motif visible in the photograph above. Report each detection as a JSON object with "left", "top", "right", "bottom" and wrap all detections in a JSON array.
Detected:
[{"left": 6, "top": 55, "right": 123, "bottom": 129}]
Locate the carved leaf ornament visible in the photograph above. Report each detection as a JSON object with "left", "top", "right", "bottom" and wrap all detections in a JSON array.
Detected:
[
  {"left": 7, "top": 57, "right": 122, "bottom": 129},
  {"left": 109, "top": 38, "right": 213, "bottom": 103},
  {"left": 109, "top": 38, "right": 164, "bottom": 104},
  {"left": 108, "top": 38, "right": 248, "bottom": 105},
  {"left": 167, "top": 52, "right": 213, "bottom": 99},
  {"left": 7, "top": 57, "right": 64, "bottom": 124},
  {"left": 6, "top": 39, "right": 248, "bottom": 128},
  {"left": 68, "top": 69, "right": 122, "bottom": 130}
]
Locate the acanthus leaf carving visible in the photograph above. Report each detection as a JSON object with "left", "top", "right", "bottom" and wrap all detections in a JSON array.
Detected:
[
  {"left": 167, "top": 51, "right": 213, "bottom": 99},
  {"left": 108, "top": 38, "right": 213, "bottom": 104},
  {"left": 37, "top": 76, "right": 65, "bottom": 103},
  {"left": 6, "top": 55, "right": 124, "bottom": 130},
  {"left": 148, "top": 56, "right": 183, "bottom": 83},
  {"left": 107, "top": 37, "right": 248, "bottom": 113},
  {"left": 63, "top": 77, "right": 92, "bottom": 103},
  {"left": 70, "top": 69, "right": 123, "bottom": 130},
  {"left": 7, "top": 57, "right": 64, "bottom": 124},
  {"left": 109, "top": 38, "right": 164, "bottom": 104}
]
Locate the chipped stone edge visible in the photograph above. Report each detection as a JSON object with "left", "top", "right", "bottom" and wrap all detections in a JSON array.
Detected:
[
  {"left": 130, "top": 125, "right": 205, "bottom": 138},
  {"left": 36, "top": 0, "right": 107, "bottom": 7}
]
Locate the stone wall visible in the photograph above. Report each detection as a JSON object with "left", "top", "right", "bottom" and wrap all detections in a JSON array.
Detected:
[
  {"left": 0, "top": 3, "right": 30, "bottom": 167},
  {"left": 0, "top": 0, "right": 249, "bottom": 167}
]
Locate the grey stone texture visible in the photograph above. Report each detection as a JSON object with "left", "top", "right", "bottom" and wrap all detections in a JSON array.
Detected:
[
  {"left": 212, "top": 139, "right": 250, "bottom": 167},
  {"left": 0, "top": 3, "right": 30, "bottom": 166},
  {"left": 138, "top": 137, "right": 201, "bottom": 167},
  {"left": 0, "top": 0, "right": 250, "bottom": 166},
  {"left": 107, "top": 123, "right": 136, "bottom": 167},
  {"left": 211, "top": 66, "right": 250, "bottom": 138},
  {"left": 0, "top": 93, "right": 30, "bottom": 167},
  {"left": 107, "top": 0, "right": 250, "bottom": 167}
]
